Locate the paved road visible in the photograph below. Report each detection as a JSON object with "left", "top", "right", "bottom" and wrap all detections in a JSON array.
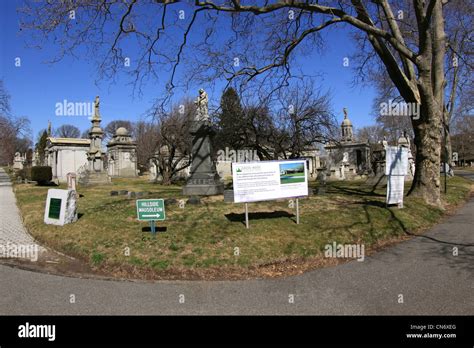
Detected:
[
  {"left": 0, "top": 168, "right": 472, "bottom": 315},
  {"left": 455, "top": 169, "right": 474, "bottom": 181}
]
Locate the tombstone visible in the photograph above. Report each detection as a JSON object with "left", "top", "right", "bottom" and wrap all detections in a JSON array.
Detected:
[
  {"left": 223, "top": 189, "right": 234, "bottom": 203},
  {"left": 182, "top": 89, "right": 224, "bottom": 196},
  {"left": 13, "top": 152, "right": 24, "bottom": 170},
  {"left": 316, "top": 170, "right": 327, "bottom": 195},
  {"left": 187, "top": 196, "right": 201, "bottom": 205},
  {"left": 66, "top": 173, "right": 77, "bottom": 191},
  {"left": 165, "top": 198, "right": 177, "bottom": 206},
  {"left": 44, "top": 189, "right": 78, "bottom": 226}
]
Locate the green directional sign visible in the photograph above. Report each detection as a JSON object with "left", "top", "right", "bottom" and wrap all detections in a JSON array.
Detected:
[{"left": 136, "top": 199, "right": 165, "bottom": 221}]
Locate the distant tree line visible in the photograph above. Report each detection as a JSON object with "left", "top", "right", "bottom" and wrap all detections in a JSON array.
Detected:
[{"left": 0, "top": 81, "right": 31, "bottom": 166}]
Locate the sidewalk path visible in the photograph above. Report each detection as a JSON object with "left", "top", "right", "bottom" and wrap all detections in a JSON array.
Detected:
[{"left": 0, "top": 168, "right": 45, "bottom": 260}]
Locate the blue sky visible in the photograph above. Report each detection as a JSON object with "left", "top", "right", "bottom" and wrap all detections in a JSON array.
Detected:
[{"left": 1, "top": 1, "right": 377, "bottom": 142}]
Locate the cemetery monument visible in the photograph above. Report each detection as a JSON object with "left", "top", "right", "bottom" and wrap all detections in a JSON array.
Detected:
[{"left": 182, "top": 89, "right": 224, "bottom": 196}]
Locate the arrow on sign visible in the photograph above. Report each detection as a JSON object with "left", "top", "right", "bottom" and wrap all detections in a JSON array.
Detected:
[{"left": 142, "top": 214, "right": 162, "bottom": 218}]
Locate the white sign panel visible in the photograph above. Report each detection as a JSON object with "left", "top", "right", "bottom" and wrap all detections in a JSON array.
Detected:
[
  {"left": 385, "top": 146, "right": 408, "bottom": 207},
  {"left": 232, "top": 160, "right": 308, "bottom": 203},
  {"left": 385, "top": 146, "right": 408, "bottom": 176},
  {"left": 386, "top": 175, "right": 405, "bottom": 205}
]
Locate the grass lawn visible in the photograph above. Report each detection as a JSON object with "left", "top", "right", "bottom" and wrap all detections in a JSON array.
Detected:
[
  {"left": 280, "top": 172, "right": 306, "bottom": 184},
  {"left": 13, "top": 175, "right": 473, "bottom": 279}
]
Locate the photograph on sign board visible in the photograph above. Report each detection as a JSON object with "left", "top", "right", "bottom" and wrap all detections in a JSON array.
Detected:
[{"left": 279, "top": 162, "right": 305, "bottom": 184}]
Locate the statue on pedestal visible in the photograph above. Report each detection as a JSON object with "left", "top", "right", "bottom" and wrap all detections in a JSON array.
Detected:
[
  {"left": 79, "top": 95, "right": 110, "bottom": 185},
  {"left": 183, "top": 89, "right": 223, "bottom": 196}
]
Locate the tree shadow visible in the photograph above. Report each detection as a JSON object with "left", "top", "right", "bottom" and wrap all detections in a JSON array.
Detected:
[
  {"left": 142, "top": 226, "right": 167, "bottom": 233},
  {"left": 365, "top": 198, "right": 474, "bottom": 273},
  {"left": 328, "top": 184, "right": 385, "bottom": 198}
]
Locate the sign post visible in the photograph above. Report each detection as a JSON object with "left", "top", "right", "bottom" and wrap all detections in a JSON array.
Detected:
[
  {"left": 136, "top": 199, "right": 165, "bottom": 235},
  {"left": 296, "top": 198, "right": 300, "bottom": 224}
]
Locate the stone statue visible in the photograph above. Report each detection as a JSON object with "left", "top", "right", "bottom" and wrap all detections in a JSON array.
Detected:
[
  {"left": 381, "top": 135, "right": 388, "bottom": 149},
  {"left": 194, "top": 89, "right": 209, "bottom": 121},
  {"left": 343, "top": 107, "right": 348, "bottom": 119},
  {"left": 398, "top": 130, "right": 410, "bottom": 148},
  {"left": 93, "top": 96, "right": 100, "bottom": 119},
  {"left": 342, "top": 152, "right": 349, "bottom": 163}
]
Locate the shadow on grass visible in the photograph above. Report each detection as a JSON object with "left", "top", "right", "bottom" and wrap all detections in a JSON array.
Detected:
[
  {"left": 142, "top": 226, "right": 167, "bottom": 233},
  {"left": 225, "top": 211, "right": 295, "bottom": 226},
  {"left": 328, "top": 184, "right": 385, "bottom": 197}
]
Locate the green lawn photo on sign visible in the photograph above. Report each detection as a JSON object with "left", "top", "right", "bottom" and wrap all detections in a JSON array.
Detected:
[{"left": 279, "top": 162, "right": 305, "bottom": 184}]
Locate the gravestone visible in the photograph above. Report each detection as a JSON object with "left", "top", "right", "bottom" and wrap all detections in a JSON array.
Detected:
[
  {"left": 187, "top": 196, "right": 201, "bottom": 205},
  {"left": 67, "top": 172, "right": 79, "bottom": 199},
  {"left": 182, "top": 89, "right": 224, "bottom": 196},
  {"left": 13, "top": 152, "right": 25, "bottom": 170},
  {"left": 223, "top": 189, "right": 234, "bottom": 203},
  {"left": 44, "top": 189, "right": 78, "bottom": 226},
  {"left": 164, "top": 198, "right": 177, "bottom": 206},
  {"left": 66, "top": 173, "right": 77, "bottom": 191},
  {"left": 316, "top": 170, "right": 327, "bottom": 195}
]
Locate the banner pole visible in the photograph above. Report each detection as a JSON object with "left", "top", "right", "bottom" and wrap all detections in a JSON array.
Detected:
[
  {"left": 296, "top": 198, "right": 300, "bottom": 224},
  {"left": 245, "top": 203, "right": 249, "bottom": 229}
]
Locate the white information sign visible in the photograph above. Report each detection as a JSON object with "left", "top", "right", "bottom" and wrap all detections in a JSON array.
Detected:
[
  {"left": 385, "top": 146, "right": 408, "bottom": 176},
  {"left": 232, "top": 160, "right": 308, "bottom": 203},
  {"left": 387, "top": 175, "right": 405, "bottom": 205},
  {"left": 385, "top": 146, "right": 408, "bottom": 207}
]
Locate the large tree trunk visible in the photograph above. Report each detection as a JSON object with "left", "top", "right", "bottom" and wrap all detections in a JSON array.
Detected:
[
  {"left": 407, "top": 0, "right": 446, "bottom": 208},
  {"left": 160, "top": 165, "right": 172, "bottom": 185},
  {"left": 408, "top": 101, "right": 443, "bottom": 207}
]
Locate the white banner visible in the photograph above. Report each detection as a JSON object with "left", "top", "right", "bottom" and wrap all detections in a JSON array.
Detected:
[
  {"left": 386, "top": 175, "right": 405, "bottom": 205},
  {"left": 385, "top": 146, "right": 408, "bottom": 176},
  {"left": 385, "top": 146, "right": 408, "bottom": 206},
  {"left": 232, "top": 160, "right": 308, "bottom": 203}
]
